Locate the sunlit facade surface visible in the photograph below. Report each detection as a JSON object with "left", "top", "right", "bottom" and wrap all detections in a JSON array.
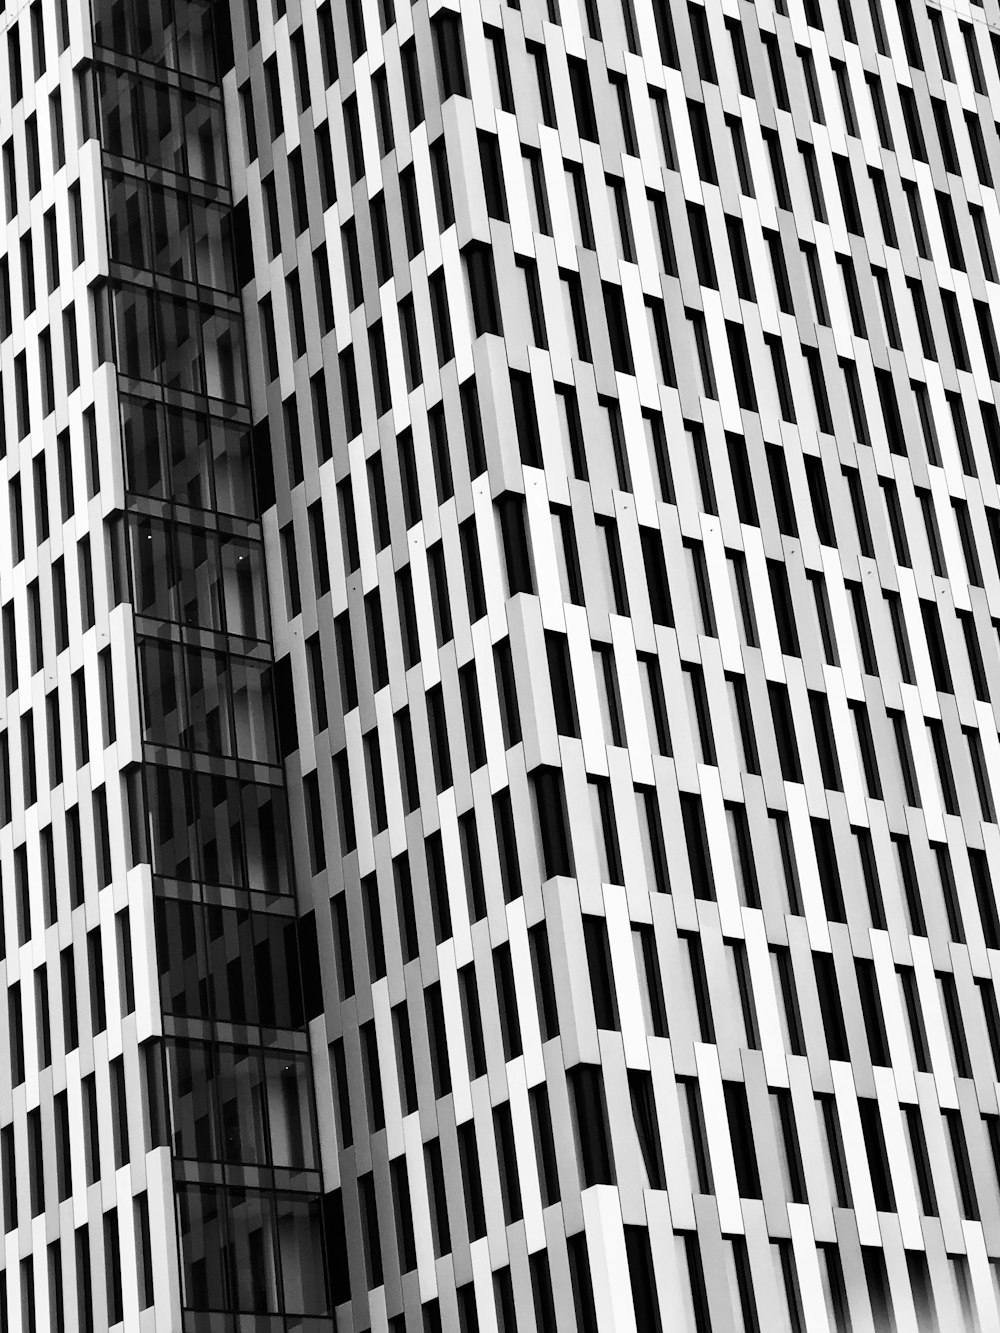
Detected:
[
  {"left": 10, "top": 0, "right": 1000, "bottom": 1330},
  {"left": 0, "top": 0, "right": 335, "bottom": 1328}
]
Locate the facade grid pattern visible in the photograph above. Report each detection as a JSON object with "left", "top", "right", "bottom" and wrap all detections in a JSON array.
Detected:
[
  {"left": 11, "top": 0, "right": 1000, "bottom": 1330},
  {"left": 235, "top": 0, "right": 1000, "bottom": 1328}
]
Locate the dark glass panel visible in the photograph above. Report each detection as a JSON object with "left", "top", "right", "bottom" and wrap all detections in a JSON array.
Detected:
[
  {"left": 155, "top": 895, "right": 208, "bottom": 1018},
  {"left": 193, "top": 194, "right": 236, "bottom": 291},
  {"left": 274, "top": 1194, "right": 329, "bottom": 1314},
  {"left": 121, "top": 395, "right": 165, "bottom": 499},
  {"left": 229, "top": 1188, "right": 280, "bottom": 1311},
  {"left": 201, "top": 304, "right": 245, "bottom": 401},
  {"left": 114, "top": 284, "right": 158, "bottom": 382},
  {"left": 108, "top": 174, "right": 237, "bottom": 292},
  {"left": 138, "top": 639, "right": 277, "bottom": 763},
  {"left": 131, "top": 513, "right": 176, "bottom": 621},
  {"left": 165, "top": 1040, "right": 317, "bottom": 1171},
  {"left": 157, "top": 292, "right": 205, "bottom": 392},
  {"left": 177, "top": 1184, "right": 330, "bottom": 1315},
  {"left": 127, "top": 516, "right": 264, "bottom": 642},
  {"left": 165, "top": 1038, "right": 219, "bottom": 1160},
  {"left": 164, "top": 401, "right": 214, "bottom": 509},
  {"left": 97, "top": 67, "right": 226, "bottom": 182},
  {"left": 94, "top": 0, "right": 220, "bottom": 78},
  {"left": 148, "top": 181, "right": 196, "bottom": 281},
  {"left": 172, "top": 522, "right": 223, "bottom": 629},
  {"left": 210, "top": 417, "right": 256, "bottom": 517},
  {"left": 145, "top": 765, "right": 291, "bottom": 893},
  {"left": 252, "top": 913, "right": 303, "bottom": 1030},
  {"left": 263, "top": 1051, "right": 317, "bottom": 1170},
  {"left": 115, "top": 287, "right": 248, "bottom": 401},
  {"left": 203, "top": 903, "right": 256, "bottom": 1025},
  {"left": 176, "top": 1184, "right": 231, "bottom": 1311},
  {"left": 106, "top": 172, "right": 147, "bottom": 269},
  {"left": 123, "top": 397, "right": 255, "bottom": 516},
  {"left": 156, "top": 900, "right": 307, "bottom": 1032},
  {"left": 216, "top": 1044, "right": 268, "bottom": 1165}
]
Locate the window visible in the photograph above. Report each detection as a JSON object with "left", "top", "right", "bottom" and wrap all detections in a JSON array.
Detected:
[
  {"left": 569, "top": 58, "right": 597, "bottom": 140},
  {"left": 465, "top": 244, "right": 502, "bottom": 337},
  {"left": 433, "top": 12, "right": 468, "bottom": 99},
  {"left": 401, "top": 39, "right": 423, "bottom": 128},
  {"left": 570, "top": 1066, "right": 615, "bottom": 1185}
]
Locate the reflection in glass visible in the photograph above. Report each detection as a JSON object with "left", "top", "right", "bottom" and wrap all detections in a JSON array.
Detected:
[
  {"left": 109, "top": 173, "right": 212, "bottom": 285},
  {"left": 155, "top": 899, "right": 304, "bottom": 1029},
  {"left": 114, "top": 285, "right": 246, "bottom": 402},
  {"left": 177, "top": 1185, "right": 230, "bottom": 1311},
  {"left": 138, "top": 638, "right": 277, "bottom": 764},
  {"left": 94, "top": 0, "right": 222, "bottom": 78},
  {"left": 217, "top": 1044, "right": 268, "bottom": 1165},
  {"left": 166, "top": 1039, "right": 219, "bottom": 1160},
  {"left": 230, "top": 1189, "right": 280, "bottom": 1312},
  {"left": 98, "top": 10, "right": 333, "bottom": 1326},
  {"left": 275, "top": 1195, "right": 329, "bottom": 1315},
  {"left": 98, "top": 66, "right": 227, "bottom": 183},
  {"left": 107, "top": 170, "right": 241, "bottom": 292},
  {"left": 122, "top": 395, "right": 257, "bottom": 518},
  {"left": 165, "top": 1040, "right": 317, "bottom": 1170},
  {"left": 107, "top": 173, "right": 147, "bottom": 269},
  {"left": 263, "top": 1052, "right": 317, "bottom": 1170},
  {"left": 145, "top": 763, "right": 291, "bottom": 893},
  {"left": 176, "top": 1185, "right": 330, "bottom": 1316},
  {"left": 205, "top": 904, "right": 256, "bottom": 1026},
  {"left": 159, "top": 293, "right": 205, "bottom": 392},
  {"left": 128, "top": 514, "right": 266, "bottom": 641}
]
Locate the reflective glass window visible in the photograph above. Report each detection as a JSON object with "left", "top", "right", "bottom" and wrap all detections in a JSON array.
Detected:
[
  {"left": 194, "top": 196, "right": 236, "bottom": 291},
  {"left": 263, "top": 1051, "right": 317, "bottom": 1170},
  {"left": 274, "top": 1194, "right": 329, "bottom": 1314},
  {"left": 131, "top": 514, "right": 175, "bottom": 621},
  {"left": 121, "top": 395, "right": 167, "bottom": 500},
  {"left": 176, "top": 1184, "right": 230, "bottom": 1311},
  {"left": 165, "top": 1040, "right": 317, "bottom": 1170},
  {"left": 139, "top": 638, "right": 277, "bottom": 763},
  {"left": 94, "top": 0, "right": 220, "bottom": 78},
  {"left": 145, "top": 764, "right": 291, "bottom": 893},
  {"left": 216, "top": 1044, "right": 268, "bottom": 1165},
  {"left": 164, "top": 402, "right": 215, "bottom": 508},
  {"left": 106, "top": 173, "right": 147, "bottom": 269},
  {"left": 114, "top": 286, "right": 158, "bottom": 383},
  {"left": 219, "top": 532, "right": 266, "bottom": 642},
  {"left": 148, "top": 182, "right": 196, "bottom": 281},
  {"left": 155, "top": 900, "right": 303, "bottom": 1028},
  {"left": 203, "top": 904, "right": 257, "bottom": 1024},
  {"left": 172, "top": 522, "right": 222, "bottom": 629},
  {"left": 122, "top": 396, "right": 256, "bottom": 517},
  {"left": 165, "top": 1038, "right": 219, "bottom": 1160},
  {"left": 128, "top": 516, "right": 265, "bottom": 641},
  {"left": 155, "top": 896, "right": 207, "bottom": 1019},
  {"left": 114, "top": 286, "right": 246, "bottom": 402},
  {"left": 157, "top": 292, "right": 204, "bottom": 392},
  {"left": 108, "top": 173, "right": 237, "bottom": 292},
  {"left": 201, "top": 305, "right": 245, "bottom": 401},
  {"left": 176, "top": 1184, "right": 331, "bottom": 1315},
  {"left": 229, "top": 1188, "right": 280, "bottom": 1311},
  {"left": 98, "top": 67, "right": 227, "bottom": 183},
  {"left": 210, "top": 418, "right": 256, "bottom": 516},
  {"left": 252, "top": 912, "right": 304, "bottom": 1030}
]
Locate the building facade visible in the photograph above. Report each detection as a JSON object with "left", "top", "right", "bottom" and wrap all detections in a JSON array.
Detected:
[{"left": 8, "top": 0, "right": 1000, "bottom": 1329}]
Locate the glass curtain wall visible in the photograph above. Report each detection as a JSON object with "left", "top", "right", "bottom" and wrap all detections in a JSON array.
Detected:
[{"left": 91, "top": 2, "right": 335, "bottom": 1328}]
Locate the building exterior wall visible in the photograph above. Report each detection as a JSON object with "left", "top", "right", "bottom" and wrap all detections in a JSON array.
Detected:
[
  {"left": 10, "top": 0, "right": 1000, "bottom": 1330},
  {"left": 0, "top": 2, "right": 170, "bottom": 1328},
  {"left": 235, "top": 0, "right": 1000, "bottom": 1328},
  {"left": 0, "top": 0, "right": 336, "bottom": 1329}
]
